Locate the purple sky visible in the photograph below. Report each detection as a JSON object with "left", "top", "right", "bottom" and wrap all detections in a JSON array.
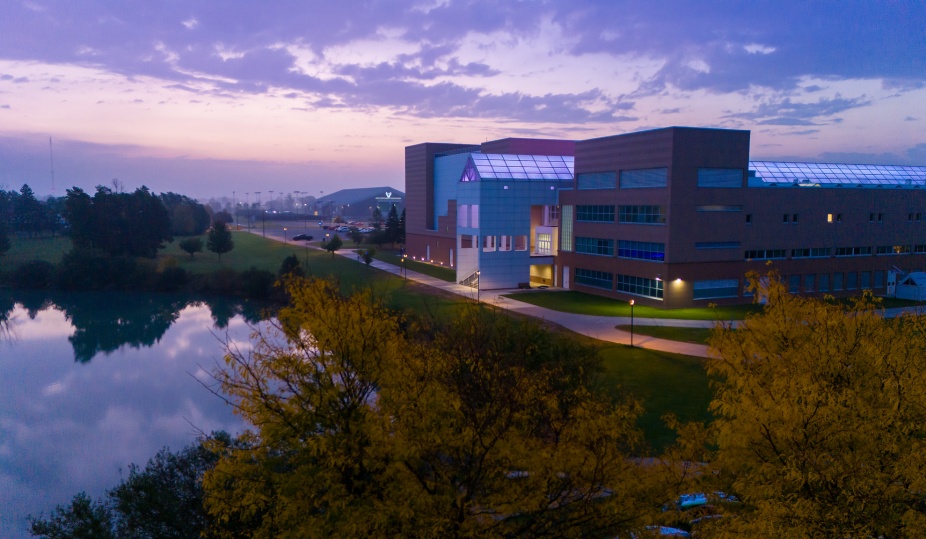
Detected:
[{"left": 0, "top": 0, "right": 924, "bottom": 199}]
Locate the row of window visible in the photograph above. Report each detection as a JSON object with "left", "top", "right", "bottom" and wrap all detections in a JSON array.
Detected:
[
  {"left": 779, "top": 271, "right": 887, "bottom": 294},
  {"left": 574, "top": 268, "right": 665, "bottom": 299},
  {"left": 576, "top": 168, "right": 743, "bottom": 189},
  {"left": 746, "top": 212, "right": 925, "bottom": 225},
  {"left": 746, "top": 245, "right": 926, "bottom": 260},
  {"left": 575, "top": 205, "right": 668, "bottom": 224},
  {"left": 460, "top": 234, "right": 527, "bottom": 252},
  {"left": 574, "top": 237, "right": 666, "bottom": 261}
]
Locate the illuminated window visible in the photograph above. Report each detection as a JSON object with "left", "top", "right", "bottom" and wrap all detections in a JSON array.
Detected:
[{"left": 536, "top": 233, "right": 552, "bottom": 255}]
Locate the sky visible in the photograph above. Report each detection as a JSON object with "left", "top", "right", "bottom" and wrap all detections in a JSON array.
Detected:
[{"left": 0, "top": 0, "right": 924, "bottom": 200}]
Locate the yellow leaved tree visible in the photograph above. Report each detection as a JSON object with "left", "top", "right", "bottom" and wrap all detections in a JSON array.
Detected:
[
  {"left": 697, "top": 271, "right": 926, "bottom": 538},
  {"left": 203, "top": 278, "right": 662, "bottom": 538}
]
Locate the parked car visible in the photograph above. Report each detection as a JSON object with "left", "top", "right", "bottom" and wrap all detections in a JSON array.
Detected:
[
  {"left": 292, "top": 234, "right": 313, "bottom": 241},
  {"left": 337, "top": 226, "right": 350, "bottom": 232}
]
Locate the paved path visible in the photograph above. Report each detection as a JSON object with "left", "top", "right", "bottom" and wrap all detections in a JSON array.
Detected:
[
  {"left": 256, "top": 229, "right": 926, "bottom": 358},
  {"left": 257, "top": 229, "right": 711, "bottom": 357}
]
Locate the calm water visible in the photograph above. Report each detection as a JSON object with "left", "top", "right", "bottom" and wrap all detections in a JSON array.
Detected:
[{"left": 0, "top": 291, "right": 263, "bottom": 538}]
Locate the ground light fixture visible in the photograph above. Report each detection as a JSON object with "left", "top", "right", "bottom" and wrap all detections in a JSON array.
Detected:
[{"left": 629, "top": 299, "right": 635, "bottom": 348}]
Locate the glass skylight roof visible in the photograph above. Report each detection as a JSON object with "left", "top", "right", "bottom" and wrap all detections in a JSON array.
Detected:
[
  {"left": 749, "top": 161, "right": 926, "bottom": 187},
  {"left": 465, "top": 153, "right": 574, "bottom": 181}
]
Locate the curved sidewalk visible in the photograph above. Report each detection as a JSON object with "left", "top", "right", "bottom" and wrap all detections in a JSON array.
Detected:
[{"left": 253, "top": 229, "right": 922, "bottom": 358}]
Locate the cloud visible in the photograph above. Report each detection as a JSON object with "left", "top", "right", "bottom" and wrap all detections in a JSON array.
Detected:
[{"left": 726, "top": 96, "right": 871, "bottom": 125}]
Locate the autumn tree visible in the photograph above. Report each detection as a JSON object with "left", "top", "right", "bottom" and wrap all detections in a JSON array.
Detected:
[
  {"left": 695, "top": 271, "right": 926, "bottom": 537},
  {"left": 207, "top": 220, "right": 234, "bottom": 259},
  {"left": 204, "top": 278, "right": 660, "bottom": 538}
]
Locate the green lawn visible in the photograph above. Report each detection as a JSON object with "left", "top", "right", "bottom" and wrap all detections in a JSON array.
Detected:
[
  {"left": 504, "top": 290, "right": 761, "bottom": 320},
  {"left": 372, "top": 248, "right": 456, "bottom": 282},
  {"left": 594, "top": 342, "right": 713, "bottom": 453},
  {"left": 5, "top": 234, "right": 72, "bottom": 265},
  {"left": 616, "top": 324, "right": 716, "bottom": 345}
]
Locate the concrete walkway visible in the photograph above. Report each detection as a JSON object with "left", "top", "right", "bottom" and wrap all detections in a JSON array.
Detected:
[
  {"left": 255, "top": 228, "right": 926, "bottom": 358},
  {"left": 257, "top": 229, "right": 711, "bottom": 357}
]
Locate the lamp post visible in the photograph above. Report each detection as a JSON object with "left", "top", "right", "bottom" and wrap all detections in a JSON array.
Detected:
[
  {"left": 255, "top": 192, "right": 264, "bottom": 237},
  {"left": 232, "top": 190, "right": 236, "bottom": 229},
  {"left": 629, "top": 299, "right": 635, "bottom": 348},
  {"left": 245, "top": 192, "right": 250, "bottom": 231},
  {"left": 283, "top": 227, "right": 287, "bottom": 242},
  {"left": 402, "top": 255, "right": 407, "bottom": 281}
]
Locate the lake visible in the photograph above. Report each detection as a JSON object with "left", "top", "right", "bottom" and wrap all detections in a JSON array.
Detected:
[{"left": 0, "top": 291, "right": 263, "bottom": 538}]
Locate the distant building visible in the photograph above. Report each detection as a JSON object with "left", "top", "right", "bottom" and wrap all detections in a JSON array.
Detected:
[
  {"left": 406, "top": 127, "right": 926, "bottom": 307},
  {"left": 316, "top": 186, "right": 404, "bottom": 220}
]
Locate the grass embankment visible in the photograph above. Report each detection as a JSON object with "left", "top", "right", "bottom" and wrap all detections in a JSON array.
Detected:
[
  {"left": 7, "top": 228, "right": 711, "bottom": 450},
  {"left": 505, "top": 290, "right": 761, "bottom": 320},
  {"left": 595, "top": 342, "right": 712, "bottom": 452},
  {"left": 372, "top": 249, "right": 456, "bottom": 282},
  {"left": 5, "top": 235, "right": 72, "bottom": 265}
]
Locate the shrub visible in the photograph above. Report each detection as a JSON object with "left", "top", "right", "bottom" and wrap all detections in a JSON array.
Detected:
[{"left": 12, "top": 260, "right": 55, "bottom": 289}]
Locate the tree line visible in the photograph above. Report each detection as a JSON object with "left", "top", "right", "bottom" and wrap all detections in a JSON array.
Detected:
[{"left": 29, "top": 272, "right": 926, "bottom": 537}]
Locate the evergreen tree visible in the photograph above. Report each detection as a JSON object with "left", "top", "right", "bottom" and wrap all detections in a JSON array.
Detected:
[
  {"left": 207, "top": 220, "right": 234, "bottom": 259},
  {"left": 398, "top": 208, "right": 406, "bottom": 245},
  {"left": 385, "top": 204, "right": 400, "bottom": 245},
  {"left": 0, "top": 219, "right": 11, "bottom": 257},
  {"left": 371, "top": 206, "right": 384, "bottom": 230},
  {"left": 179, "top": 237, "right": 204, "bottom": 259}
]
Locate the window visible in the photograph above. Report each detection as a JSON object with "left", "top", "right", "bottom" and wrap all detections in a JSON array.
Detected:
[
  {"left": 618, "top": 240, "right": 665, "bottom": 261},
  {"left": 546, "top": 205, "right": 560, "bottom": 224},
  {"left": 575, "top": 268, "right": 613, "bottom": 290},
  {"left": 457, "top": 205, "right": 469, "bottom": 227},
  {"left": 916, "top": 245, "right": 926, "bottom": 254},
  {"left": 515, "top": 235, "right": 527, "bottom": 251},
  {"left": 696, "top": 241, "right": 740, "bottom": 250},
  {"left": 876, "top": 245, "right": 911, "bottom": 255},
  {"left": 833, "top": 272, "right": 844, "bottom": 291},
  {"left": 835, "top": 246, "right": 872, "bottom": 257},
  {"left": 792, "top": 248, "right": 829, "bottom": 258},
  {"left": 619, "top": 205, "right": 666, "bottom": 224},
  {"left": 460, "top": 235, "right": 474, "bottom": 249},
  {"left": 536, "top": 233, "right": 552, "bottom": 255},
  {"left": 745, "top": 249, "right": 787, "bottom": 260},
  {"left": 827, "top": 213, "right": 834, "bottom": 223},
  {"left": 616, "top": 274, "right": 664, "bottom": 299},
  {"left": 870, "top": 212, "right": 883, "bottom": 223},
  {"left": 499, "top": 235, "right": 512, "bottom": 251},
  {"left": 803, "top": 274, "right": 815, "bottom": 292},
  {"left": 827, "top": 213, "right": 846, "bottom": 223},
  {"left": 860, "top": 271, "right": 871, "bottom": 289},
  {"left": 789, "top": 275, "right": 800, "bottom": 293},
  {"left": 792, "top": 213, "right": 799, "bottom": 223},
  {"left": 560, "top": 205, "right": 573, "bottom": 251},
  {"left": 697, "top": 205, "right": 743, "bottom": 212},
  {"left": 619, "top": 168, "right": 667, "bottom": 188},
  {"left": 910, "top": 213, "right": 915, "bottom": 222},
  {"left": 697, "top": 168, "right": 743, "bottom": 188},
  {"left": 819, "top": 273, "right": 830, "bottom": 292},
  {"left": 693, "top": 279, "right": 739, "bottom": 299},
  {"left": 746, "top": 214, "right": 752, "bottom": 224},
  {"left": 847, "top": 272, "right": 858, "bottom": 290},
  {"left": 482, "top": 235, "right": 495, "bottom": 252},
  {"left": 874, "top": 270, "right": 885, "bottom": 288},
  {"left": 783, "top": 214, "right": 789, "bottom": 223},
  {"left": 471, "top": 205, "right": 479, "bottom": 228},
  {"left": 576, "top": 205, "right": 615, "bottom": 223},
  {"left": 576, "top": 171, "right": 616, "bottom": 190},
  {"left": 576, "top": 237, "right": 614, "bottom": 256}
]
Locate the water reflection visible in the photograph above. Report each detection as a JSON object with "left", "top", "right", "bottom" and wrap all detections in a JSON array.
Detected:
[
  {"left": 0, "top": 292, "right": 260, "bottom": 539},
  {"left": 0, "top": 291, "right": 266, "bottom": 362}
]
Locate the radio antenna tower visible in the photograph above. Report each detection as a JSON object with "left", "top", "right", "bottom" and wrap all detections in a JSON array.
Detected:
[{"left": 49, "top": 137, "right": 56, "bottom": 193}]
